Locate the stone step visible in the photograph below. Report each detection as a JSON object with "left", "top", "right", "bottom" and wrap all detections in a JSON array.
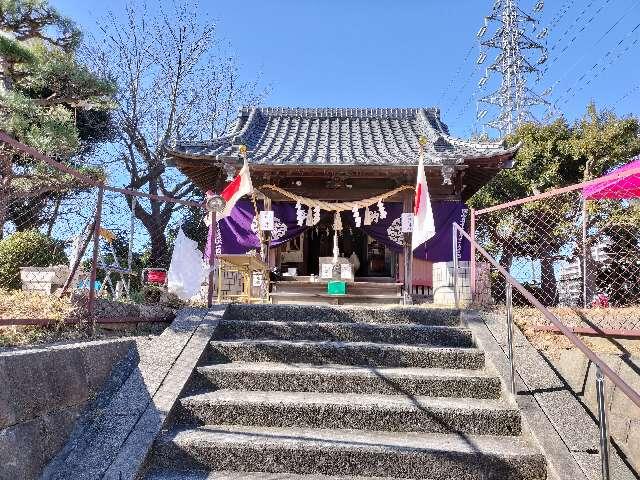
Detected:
[
  {"left": 177, "top": 390, "right": 521, "bottom": 436},
  {"left": 152, "top": 425, "right": 547, "bottom": 479},
  {"left": 197, "top": 362, "right": 502, "bottom": 399},
  {"left": 145, "top": 470, "right": 409, "bottom": 479},
  {"left": 270, "top": 292, "right": 403, "bottom": 306},
  {"left": 223, "top": 304, "right": 460, "bottom": 326},
  {"left": 213, "top": 320, "right": 473, "bottom": 347},
  {"left": 272, "top": 281, "right": 403, "bottom": 295},
  {"left": 208, "top": 340, "right": 484, "bottom": 369}
]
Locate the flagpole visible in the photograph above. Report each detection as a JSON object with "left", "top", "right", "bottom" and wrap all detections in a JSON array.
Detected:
[
  {"left": 404, "top": 191, "right": 413, "bottom": 305},
  {"left": 407, "top": 141, "right": 426, "bottom": 304},
  {"left": 207, "top": 210, "right": 217, "bottom": 308}
]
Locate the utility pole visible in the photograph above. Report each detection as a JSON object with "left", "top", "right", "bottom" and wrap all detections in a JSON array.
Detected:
[{"left": 476, "top": 0, "right": 548, "bottom": 135}]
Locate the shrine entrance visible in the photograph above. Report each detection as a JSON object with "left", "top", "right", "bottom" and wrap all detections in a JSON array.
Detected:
[{"left": 303, "top": 219, "right": 393, "bottom": 278}]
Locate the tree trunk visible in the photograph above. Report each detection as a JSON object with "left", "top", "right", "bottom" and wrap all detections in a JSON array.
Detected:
[
  {"left": 148, "top": 220, "right": 169, "bottom": 267},
  {"left": 499, "top": 250, "right": 513, "bottom": 270},
  {"left": 540, "top": 256, "right": 557, "bottom": 306},
  {"left": 131, "top": 191, "right": 171, "bottom": 268},
  {"left": 0, "top": 196, "right": 7, "bottom": 241}
]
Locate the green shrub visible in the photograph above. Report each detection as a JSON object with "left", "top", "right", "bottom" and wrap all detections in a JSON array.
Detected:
[{"left": 0, "top": 230, "right": 68, "bottom": 290}]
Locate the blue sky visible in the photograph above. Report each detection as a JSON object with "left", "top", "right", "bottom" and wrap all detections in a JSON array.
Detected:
[{"left": 56, "top": 0, "right": 640, "bottom": 138}]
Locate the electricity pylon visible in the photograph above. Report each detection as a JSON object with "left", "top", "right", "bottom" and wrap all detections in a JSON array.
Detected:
[{"left": 476, "top": 0, "right": 548, "bottom": 135}]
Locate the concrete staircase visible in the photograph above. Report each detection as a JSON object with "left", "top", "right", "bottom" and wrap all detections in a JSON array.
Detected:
[{"left": 144, "top": 304, "right": 547, "bottom": 479}]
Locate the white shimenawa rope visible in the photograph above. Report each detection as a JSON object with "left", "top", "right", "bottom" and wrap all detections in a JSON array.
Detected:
[{"left": 258, "top": 184, "right": 415, "bottom": 212}]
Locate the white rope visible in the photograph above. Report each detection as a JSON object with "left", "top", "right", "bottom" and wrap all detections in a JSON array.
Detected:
[{"left": 258, "top": 184, "right": 415, "bottom": 212}]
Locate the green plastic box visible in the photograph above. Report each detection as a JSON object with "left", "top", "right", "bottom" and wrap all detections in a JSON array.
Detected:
[{"left": 327, "top": 280, "right": 347, "bottom": 295}]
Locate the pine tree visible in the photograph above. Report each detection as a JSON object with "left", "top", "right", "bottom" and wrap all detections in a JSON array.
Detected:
[{"left": 0, "top": 0, "right": 115, "bottom": 236}]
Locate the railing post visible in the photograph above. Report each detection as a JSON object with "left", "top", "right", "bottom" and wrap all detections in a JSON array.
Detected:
[
  {"left": 583, "top": 197, "right": 588, "bottom": 309},
  {"left": 452, "top": 224, "right": 459, "bottom": 308},
  {"left": 506, "top": 283, "right": 516, "bottom": 394},
  {"left": 88, "top": 183, "right": 105, "bottom": 335},
  {"left": 596, "top": 367, "right": 611, "bottom": 480}
]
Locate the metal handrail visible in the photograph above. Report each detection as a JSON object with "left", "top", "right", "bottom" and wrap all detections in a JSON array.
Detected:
[
  {"left": 0, "top": 131, "right": 202, "bottom": 208},
  {"left": 474, "top": 164, "right": 640, "bottom": 215},
  {"left": 452, "top": 222, "right": 640, "bottom": 409},
  {"left": 454, "top": 222, "right": 640, "bottom": 480}
]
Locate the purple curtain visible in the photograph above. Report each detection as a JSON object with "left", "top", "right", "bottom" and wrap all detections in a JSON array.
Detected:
[
  {"left": 417, "top": 201, "right": 470, "bottom": 262},
  {"left": 206, "top": 199, "right": 469, "bottom": 262},
  {"left": 206, "top": 200, "right": 311, "bottom": 258},
  {"left": 361, "top": 201, "right": 469, "bottom": 262}
]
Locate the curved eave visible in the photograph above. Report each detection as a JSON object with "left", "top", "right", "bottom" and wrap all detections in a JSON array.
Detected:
[{"left": 164, "top": 141, "right": 520, "bottom": 168}]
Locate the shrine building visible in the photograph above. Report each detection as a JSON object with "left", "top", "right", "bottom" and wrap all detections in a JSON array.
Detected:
[{"left": 166, "top": 107, "right": 518, "bottom": 304}]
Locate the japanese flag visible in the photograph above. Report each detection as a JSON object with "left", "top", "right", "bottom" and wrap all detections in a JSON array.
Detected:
[
  {"left": 411, "top": 151, "right": 435, "bottom": 251},
  {"left": 220, "top": 158, "right": 253, "bottom": 219}
]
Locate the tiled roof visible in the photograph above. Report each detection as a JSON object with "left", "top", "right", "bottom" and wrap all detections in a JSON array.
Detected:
[{"left": 167, "top": 107, "right": 516, "bottom": 166}]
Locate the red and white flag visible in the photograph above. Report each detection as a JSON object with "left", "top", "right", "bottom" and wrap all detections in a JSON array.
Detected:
[
  {"left": 412, "top": 150, "right": 435, "bottom": 251},
  {"left": 220, "top": 158, "right": 253, "bottom": 219}
]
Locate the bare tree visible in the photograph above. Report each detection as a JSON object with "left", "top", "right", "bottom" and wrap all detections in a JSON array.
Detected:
[{"left": 93, "top": 0, "right": 263, "bottom": 264}]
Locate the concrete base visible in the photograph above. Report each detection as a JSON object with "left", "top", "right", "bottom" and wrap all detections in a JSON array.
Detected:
[{"left": 432, "top": 261, "right": 491, "bottom": 306}]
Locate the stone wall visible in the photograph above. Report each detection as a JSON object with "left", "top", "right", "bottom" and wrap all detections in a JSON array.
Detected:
[
  {"left": 0, "top": 338, "right": 139, "bottom": 480},
  {"left": 551, "top": 349, "right": 640, "bottom": 472}
]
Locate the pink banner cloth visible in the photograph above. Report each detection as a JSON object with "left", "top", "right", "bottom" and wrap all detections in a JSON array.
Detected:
[{"left": 583, "top": 157, "right": 640, "bottom": 199}]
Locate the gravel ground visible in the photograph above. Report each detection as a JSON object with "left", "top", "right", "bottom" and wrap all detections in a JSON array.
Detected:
[{"left": 482, "top": 306, "right": 640, "bottom": 358}]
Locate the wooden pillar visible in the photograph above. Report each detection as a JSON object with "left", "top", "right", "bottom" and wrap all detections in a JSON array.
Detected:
[{"left": 403, "top": 191, "right": 413, "bottom": 304}]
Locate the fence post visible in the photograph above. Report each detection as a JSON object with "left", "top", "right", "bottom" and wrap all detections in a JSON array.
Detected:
[
  {"left": 583, "top": 198, "right": 588, "bottom": 308},
  {"left": 596, "top": 367, "right": 611, "bottom": 480},
  {"left": 506, "top": 283, "right": 516, "bottom": 394},
  {"left": 88, "top": 183, "right": 105, "bottom": 335}
]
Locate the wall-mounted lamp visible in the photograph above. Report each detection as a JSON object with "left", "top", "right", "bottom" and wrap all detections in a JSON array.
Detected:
[{"left": 224, "top": 163, "right": 236, "bottom": 182}]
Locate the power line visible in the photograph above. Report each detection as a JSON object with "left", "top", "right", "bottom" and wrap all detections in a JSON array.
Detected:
[
  {"left": 614, "top": 82, "right": 640, "bottom": 106},
  {"left": 438, "top": 44, "right": 476, "bottom": 106},
  {"left": 545, "top": 2, "right": 640, "bottom": 116},
  {"left": 538, "top": 0, "right": 616, "bottom": 81}
]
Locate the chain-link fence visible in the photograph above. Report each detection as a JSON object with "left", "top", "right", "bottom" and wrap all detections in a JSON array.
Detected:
[
  {"left": 0, "top": 134, "right": 212, "bottom": 327},
  {"left": 468, "top": 163, "right": 640, "bottom": 334}
]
